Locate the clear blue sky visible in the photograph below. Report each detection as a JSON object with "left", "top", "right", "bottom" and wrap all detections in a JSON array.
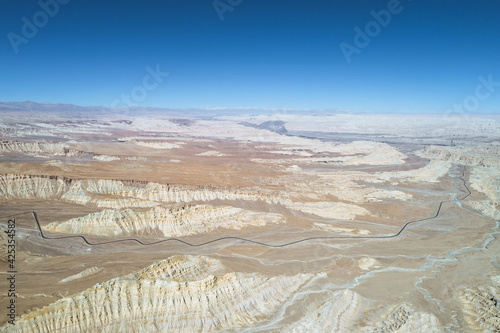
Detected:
[{"left": 1, "top": 0, "right": 499, "bottom": 113}]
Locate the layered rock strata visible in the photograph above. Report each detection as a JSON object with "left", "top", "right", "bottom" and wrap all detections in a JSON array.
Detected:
[
  {"left": 0, "top": 256, "right": 314, "bottom": 332},
  {"left": 44, "top": 205, "right": 284, "bottom": 237}
]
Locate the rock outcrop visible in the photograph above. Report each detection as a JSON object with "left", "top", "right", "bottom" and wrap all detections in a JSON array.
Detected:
[
  {"left": 0, "top": 256, "right": 314, "bottom": 332},
  {"left": 58, "top": 267, "right": 103, "bottom": 283},
  {"left": 468, "top": 166, "right": 500, "bottom": 220},
  {"left": 131, "top": 140, "right": 183, "bottom": 149},
  {"left": 470, "top": 167, "right": 500, "bottom": 204},
  {"left": 0, "top": 174, "right": 70, "bottom": 200},
  {"left": 460, "top": 285, "right": 500, "bottom": 332},
  {"left": 134, "top": 255, "right": 224, "bottom": 282},
  {"left": 362, "top": 304, "right": 442, "bottom": 332},
  {"left": 196, "top": 151, "right": 229, "bottom": 157},
  {"left": 0, "top": 139, "right": 155, "bottom": 162},
  {"left": 417, "top": 144, "right": 500, "bottom": 168},
  {"left": 0, "top": 174, "right": 286, "bottom": 206},
  {"left": 286, "top": 201, "right": 370, "bottom": 220},
  {"left": 0, "top": 140, "right": 66, "bottom": 156},
  {"left": 44, "top": 205, "right": 284, "bottom": 237},
  {"left": 82, "top": 178, "right": 282, "bottom": 204},
  {"left": 369, "top": 161, "right": 452, "bottom": 184},
  {"left": 313, "top": 223, "right": 371, "bottom": 235},
  {"left": 284, "top": 170, "right": 413, "bottom": 204},
  {"left": 283, "top": 290, "right": 364, "bottom": 332}
]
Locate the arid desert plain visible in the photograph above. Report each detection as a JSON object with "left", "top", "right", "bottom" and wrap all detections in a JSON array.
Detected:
[{"left": 0, "top": 104, "right": 499, "bottom": 332}]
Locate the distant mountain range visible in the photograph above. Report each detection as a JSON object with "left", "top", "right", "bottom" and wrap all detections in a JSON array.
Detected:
[
  {"left": 0, "top": 101, "right": 346, "bottom": 117},
  {"left": 0, "top": 101, "right": 188, "bottom": 115},
  {"left": 3, "top": 101, "right": 481, "bottom": 116}
]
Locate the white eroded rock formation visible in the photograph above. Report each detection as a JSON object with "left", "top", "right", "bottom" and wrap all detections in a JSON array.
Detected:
[
  {"left": 313, "top": 222, "right": 371, "bottom": 235},
  {"left": 0, "top": 256, "right": 314, "bottom": 332},
  {"left": 0, "top": 140, "right": 66, "bottom": 156},
  {"left": 362, "top": 304, "right": 442, "bottom": 332},
  {"left": 286, "top": 201, "right": 371, "bottom": 220},
  {"left": 0, "top": 174, "right": 286, "bottom": 205},
  {"left": 417, "top": 144, "right": 500, "bottom": 168},
  {"left": 369, "top": 161, "right": 452, "bottom": 184},
  {"left": 283, "top": 290, "right": 364, "bottom": 332},
  {"left": 58, "top": 267, "right": 103, "bottom": 283},
  {"left": 131, "top": 140, "right": 183, "bottom": 149},
  {"left": 460, "top": 285, "right": 500, "bottom": 332},
  {"left": 44, "top": 205, "right": 284, "bottom": 237},
  {"left": 468, "top": 166, "right": 500, "bottom": 220},
  {"left": 0, "top": 174, "right": 70, "bottom": 199},
  {"left": 283, "top": 170, "right": 413, "bottom": 204}
]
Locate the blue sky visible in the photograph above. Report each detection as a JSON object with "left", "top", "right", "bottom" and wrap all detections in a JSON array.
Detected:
[{"left": 1, "top": 0, "right": 499, "bottom": 113}]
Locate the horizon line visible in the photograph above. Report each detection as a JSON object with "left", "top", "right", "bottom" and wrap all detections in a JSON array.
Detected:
[{"left": 1, "top": 100, "right": 499, "bottom": 115}]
